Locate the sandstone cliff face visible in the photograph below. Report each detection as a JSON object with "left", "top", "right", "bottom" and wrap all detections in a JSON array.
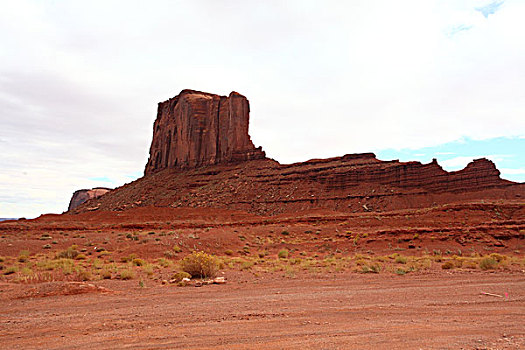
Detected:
[
  {"left": 144, "top": 90, "right": 265, "bottom": 175},
  {"left": 68, "top": 187, "right": 111, "bottom": 211},
  {"left": 305, "top": 155, "right": 505, "bottom": 193}
]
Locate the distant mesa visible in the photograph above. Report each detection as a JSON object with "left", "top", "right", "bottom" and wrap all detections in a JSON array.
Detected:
[
  {"left": 68, "top": 89, "right": 523, "bottom": 215},
  {"left": 68, "top": 187, "right": 111, "bottom": 211}
]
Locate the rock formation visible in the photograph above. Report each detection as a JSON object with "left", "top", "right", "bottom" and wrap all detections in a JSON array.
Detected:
[
  {"left": 70, "top": 89, "right": 523, "bottom": 215},
  {"left": 144, "top": 90, "right": 265, "bottom": 175},
  {"left": 68, "top": 187, "right": 111, "bottom": 211}
]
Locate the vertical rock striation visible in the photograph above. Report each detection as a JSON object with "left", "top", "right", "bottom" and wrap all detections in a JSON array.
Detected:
[{"left": 144, "top": 90, "right": 265, "bottom": 175}]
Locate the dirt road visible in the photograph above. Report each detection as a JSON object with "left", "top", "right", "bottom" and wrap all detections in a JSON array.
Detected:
[{"left": 1, "top": 272, "right": 523, "bottom": 349}]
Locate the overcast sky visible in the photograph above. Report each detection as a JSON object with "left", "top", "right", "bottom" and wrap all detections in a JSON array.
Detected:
[{"left": 1, "top": 0, "right": 524, "bottom": 218}]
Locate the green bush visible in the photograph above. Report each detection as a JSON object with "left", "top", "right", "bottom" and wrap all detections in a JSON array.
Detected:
[
  {"left": 278, "top": 249, "right": 289, "bottom": 259},
  {"left": 180, "top": 251, "right": 220, "bottom": 278}
]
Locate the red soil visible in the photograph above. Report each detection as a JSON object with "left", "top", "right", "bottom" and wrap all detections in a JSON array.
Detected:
[{"left": 1, "top": 201, "right": 524, "bottom": 349}]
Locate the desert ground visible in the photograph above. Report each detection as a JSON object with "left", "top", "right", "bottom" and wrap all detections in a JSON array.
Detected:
[{"left": 1, "top": 201, "right": 524, "bottom": 349}]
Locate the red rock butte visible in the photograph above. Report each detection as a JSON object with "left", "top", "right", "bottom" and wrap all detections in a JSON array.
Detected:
[
  {"left": 145, "top": 89, "right": 265, "bottom": 175},
  {"left": 70, "top": 89, "right": 524, "bottom": 215}
]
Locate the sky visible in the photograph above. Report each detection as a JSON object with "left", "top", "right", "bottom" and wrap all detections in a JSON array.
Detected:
[{"left": 1, "top": 0, "right": 524, "bottom": 218}]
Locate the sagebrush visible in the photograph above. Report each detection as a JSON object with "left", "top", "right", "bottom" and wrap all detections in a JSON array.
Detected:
[{"left": 180, "top": 251, "right": 220, "bottom": 278}]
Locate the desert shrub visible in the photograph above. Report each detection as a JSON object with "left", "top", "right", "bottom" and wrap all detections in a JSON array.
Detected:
[
  {"left": 56, "top": 247, "right": 79, "bottom": 259},
  {"left": 395, "top": 268, "right": 407, "bottom": 275},
  {"left": 489, "top": 253, "right": 507, "bottom": 263},
  {"left": 241, "top": 261, "right": 255, "bottom": 270},
  {"left": 395, "top": 256, "right": 408, "bottom": 264},
  {"left": 119, "top": 269, "right": 135, "bottom": 280},
  {"left": 20, "top": 267, "right": 34, "bottom": 276},
  {"left": 479, "top": 257, "right": 498, "bottom": 270},
  {"left": 224, "top": 249, "right": 234, "bottom": 256},
  {"left": 172, "top": 245, "right": 182, "bottom": 253},
  {"left": 4, "top": 266, "right": 18, "bottom": 275},
  {"left": 290, "top": 258, "right": 302, "bottom": 265},
  {"left": 77, "top": 270, "right": 92, "bottom": 281},
  {"left": 180, "top": 251, "right": 220, "bottom": 278},
  {"left": 441, "top": 261, "right": 455, "bottom": 270},
  {"left": 360, "top": 263, "right": 381, "bottom": 274},
  {"left": 171, "top": 271, "right": 191, "bottom": 282},
  {"left": 142, "top": 264, "right": 154, "bottom": 276},
  {"left": 281, "top": 231, "right": 290, "bottom": 236},
  {"left": 42, "top": 244, "right": 52, "bottom": 249},
  {"left": 132, "top": 258, "right": 145, "bottom": 266},
  {"left": 257, "top": 251, "right": 267, "bottom": 258},
  {"left": 157, "top": 258, "right": 171, "bottom": 268},
  {"left": 278, "top": 249, "right": 289, "bottom": 259},
  {"left": 100, "top": 269, "right": 112, "bottom": 279},
  {"left": 120, "top": 254, "right": 137, "bottom": 263},
  {"left": 18, "top": 250, "right": 30, "bottom": 262}
]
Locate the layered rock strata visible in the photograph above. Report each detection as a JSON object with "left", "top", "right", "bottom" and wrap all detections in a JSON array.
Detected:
[
  {"left": 144, "top": 90, "right": 265, "bottom": 175},
  {"left": 72, "top": 154, "right": 521, "bottom": 215}
]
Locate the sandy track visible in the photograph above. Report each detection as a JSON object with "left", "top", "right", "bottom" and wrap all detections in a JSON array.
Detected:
[{"left": 1, "top": 273, "right": 524, "bottom": 349}]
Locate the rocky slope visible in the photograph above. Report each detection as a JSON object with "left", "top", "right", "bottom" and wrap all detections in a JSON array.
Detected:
[
  {"left": 72, "top": 155, "right": 522, "bottom": 216},
  {"left": 71, "top": 90, "right": 523, "bottom": 215}
]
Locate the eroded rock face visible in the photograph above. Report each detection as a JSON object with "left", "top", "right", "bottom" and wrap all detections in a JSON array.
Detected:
[
  {"left": 68, "top": 188, "right": 111, "bottom": 211},
  {"left": 144, "top": 90, "right": 265, "bottom": 175}
]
